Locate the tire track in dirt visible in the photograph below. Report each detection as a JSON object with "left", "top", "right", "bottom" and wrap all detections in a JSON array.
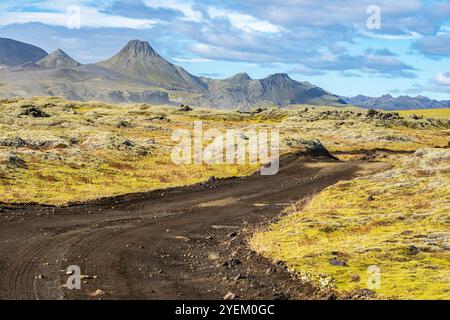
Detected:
[{"left": 0, "top": 155, "right": 389, "bottom": 300}]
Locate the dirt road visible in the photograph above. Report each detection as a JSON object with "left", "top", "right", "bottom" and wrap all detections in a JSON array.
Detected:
[{"left": 0, "top": 154, "right": 387, "bottom": 300}]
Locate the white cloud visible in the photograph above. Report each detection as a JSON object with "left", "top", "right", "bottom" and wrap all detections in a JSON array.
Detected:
[
  {"left": 208, "top": 7, "right": 281, "bottom": 33},
  {"left": 143, "top": 0, "right": 202, "bottom": 22},
  {"left": 357, "top": 29, "right": 422, "bottom": 40},
  {"left": 0, "top": 6, "right": 157, "bottom": 29},
  {"left": 172, "top": 57, "right": 212, "bottom": 63},
  {"left": 434, "top": 72, "right": 450, "bottom": 86}
]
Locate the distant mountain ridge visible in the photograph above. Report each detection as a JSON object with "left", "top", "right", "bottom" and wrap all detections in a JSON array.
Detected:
[
  {"left": 0, "top": 38, "right": 47, "bottom": 66},
  {"left": 345, "top": 94, "right": 450, "bottom": 110},
  {"left": 202, "top": 72, "right": 346, "bottom": 108},
  {"left": 0, "top": 37, "right": 446, "bottom": 109}
]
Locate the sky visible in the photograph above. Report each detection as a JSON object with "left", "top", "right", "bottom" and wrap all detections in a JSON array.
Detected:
[{"left": 0, "top": 0, "right": 449, "bottom": 100}]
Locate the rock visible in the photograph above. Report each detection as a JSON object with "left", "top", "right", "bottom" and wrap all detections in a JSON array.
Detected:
[
  {"left": 329, "top": 258, "right": 347, "bottom": 266},
  {"left": 405, "top": 245, "right": 420, "bottom": 255},
  {"left": 321, "top": 293, "right": 337, "bottom": 300},
  {"left": 0, "top": 136, "right": 27, "bottom": 147},
  {"left": 116, "top": 120, "right": 133, "bottom": 128},
  {"left": 350, "top": 274, "right": 360, "bottom": 282},
  {"left": 208, "top": 253, "right": 220, "bottom": 261},
  {"left": 178, "top": 104, "right": 192, "bottom": 112},
  {"left": 223, "top": 258, "right": 241, "bottom": 269},
  {"left": 20, "top": 106, "right": 50, "bottom": 118},
  {"left": 207, "top": 176, "right": 216, "bottom": 184},
  {"left": 90, "top": 289, "right": 105, "bottom": 297},
  {"left": 349, "top": 288, "right": 375, "bottom": 299},
  {"left": 283, "top": 137, "right": 336, "bottom": 159},
  {"left": 223, "top": 291, "right": 236, "bottom": 300},
  {"left": 0, "top": 152, "right": 27, "bottom": 168}
]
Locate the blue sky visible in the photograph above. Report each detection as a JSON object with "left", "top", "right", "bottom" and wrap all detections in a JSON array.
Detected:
[{"left": 0, "top": 0, "right": 449, "bottom": 99}]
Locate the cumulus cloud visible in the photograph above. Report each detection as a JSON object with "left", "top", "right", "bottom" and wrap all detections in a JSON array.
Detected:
[
  {"left": 414, "top": 34, "right": 450, "bottom": 56},
  {"left": 434, "top": 72, "right": 450, "bottom": 86},
  {"left": 207, "top": 7, "right": 281, "bottom": 33},
  {"left": 0, "top": 5, "right": 157, "bottom": 29},
  {"left": 0, "top": 0, "right": 448, "bottom": 84},
  {"left": 406, "top": 72, "right": 450, "bottom": 95},
  {"left": 298, "top": 48, "right": 417, "bottom": 78}
]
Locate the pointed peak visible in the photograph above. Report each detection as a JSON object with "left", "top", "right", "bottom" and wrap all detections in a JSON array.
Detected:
[
  {"left": 266, "top": 73, "right": 291, "bottom": 80},
  {"left": 120, "top": 40, "right": 158, "bottom": 57},
  {"left": 36, "top": 49, "right": 80, "bottom": 69},
  {"left": 228, "top": 72, "right": 252, "bottom": 81},
  {"left": 51, "top": 49, "right": 70, "bottom": 57}
]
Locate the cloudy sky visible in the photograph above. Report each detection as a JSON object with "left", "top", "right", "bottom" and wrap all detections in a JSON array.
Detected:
[{"left": 0, "top": 0, "right": 449, "bottom": 99}]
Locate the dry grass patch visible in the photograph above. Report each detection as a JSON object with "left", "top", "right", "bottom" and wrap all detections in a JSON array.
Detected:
[{"left": 251, "top": 148, "right": 450, "bottom": 299}]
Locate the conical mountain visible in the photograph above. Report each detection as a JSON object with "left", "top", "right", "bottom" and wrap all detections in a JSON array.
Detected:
[
  {"left": 36, "top": 49, "right": 81, "bottom": 69},
  {"left": 97, "top": 40, "right": 206, "bottom": 91}
]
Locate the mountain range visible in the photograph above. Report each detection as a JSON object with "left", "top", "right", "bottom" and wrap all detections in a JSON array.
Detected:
[
  {"left": 344, "top": 95, "right": 450, "bottom": 110},
  {"left": 0, "top": 37, "right": 448, "bottom": 110}
]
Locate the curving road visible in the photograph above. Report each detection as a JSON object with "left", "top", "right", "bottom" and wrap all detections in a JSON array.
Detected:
[{"left": 0, "top": 154, "right": 387, "bottom": 300}]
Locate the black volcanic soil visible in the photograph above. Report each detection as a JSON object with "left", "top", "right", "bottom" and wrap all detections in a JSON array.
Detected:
[{"left": 0, "top": 154, "right": 388, "bottom": 300}]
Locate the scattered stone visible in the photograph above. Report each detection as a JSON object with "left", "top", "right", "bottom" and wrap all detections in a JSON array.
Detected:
[
  {"left": 223, "top": 291, "right": 236, "bottom": 300},
  {"left": 178, "top": 104, "right": 192, "bottom": 112},
  {"left": 0, "top": 136, "right": 27, "bottom": 147},
  {"left": 20, "top": 106, "right": 50, "bottom": 118},
  {"left": 223, "top": 258, "right": 241, "bottom": 269},
  {"left": 0, "top": 152, "right": 27, "bottom": 168},
  {"left": 116, "top": 120, "right": 133, "bottom": 128},
  {"left": 405, "top": 245, "right": 420, "bottom": 255},
  {"left": 208, "top": 253, "right": 220, "bottom": 261},
  {"left": 350, "top": 274, "right": 360, "bottom": 282},
  {"left": 207, "top": 176, "right": 216, "bottom": 184},
  {"left": 329, "top": 258, "right": 347, "bottom": 266},
  {"left": 321, "top": 293, "right": 337, "bottom": 300},
  {"left": 90, "top": 289, "right": 105, "bottom": 297}
]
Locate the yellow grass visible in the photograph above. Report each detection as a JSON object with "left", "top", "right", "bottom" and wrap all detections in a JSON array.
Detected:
[
  {"left": 0, "top": 97, "right": 448, "bottom": 206},
  {"left": 398, "top": 108, "right": 450, "bottom": 119},
  {"left": 251, "top": 149, "right": 450, "bottom": 299}
]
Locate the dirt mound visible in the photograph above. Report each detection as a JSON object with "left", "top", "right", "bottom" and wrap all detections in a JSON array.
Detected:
[{"left": 283, "top": 137, "right": 336, "bottom": 158}]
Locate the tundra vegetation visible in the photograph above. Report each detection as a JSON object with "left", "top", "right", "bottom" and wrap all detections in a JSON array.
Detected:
[
  {"left": 0, "top": 97, "right": 448, "bottom": 300},
  {"left": 0, "top": 97, "right": 447, "bottom": 206}
]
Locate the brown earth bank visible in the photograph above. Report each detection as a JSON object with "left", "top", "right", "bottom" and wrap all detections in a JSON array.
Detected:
[{"left": 0, "top": 153, "right": 389, "bottom": 300}]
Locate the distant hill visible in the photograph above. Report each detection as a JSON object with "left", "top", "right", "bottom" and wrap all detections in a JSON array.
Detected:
[
  {"left": 0, "top": 38, "right": 47, "bottom": 66},
  {"left": 345, "top": 94, "right": 450, "bottom": 110},
  {"left": 36, "top": 49, "right": 80, "bottom": 69},
  {"left": 202, "top": 72, "right": 346, "bottom": 108}
]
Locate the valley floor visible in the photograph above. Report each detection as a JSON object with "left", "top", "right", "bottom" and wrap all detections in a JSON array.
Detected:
[{"left": 0, "top": 97, "right": 448, "bottom": 299}]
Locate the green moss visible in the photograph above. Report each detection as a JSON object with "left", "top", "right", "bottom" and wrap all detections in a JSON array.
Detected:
[{"left": 251, "top": 150, "right": 450, "bottom": 299}]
